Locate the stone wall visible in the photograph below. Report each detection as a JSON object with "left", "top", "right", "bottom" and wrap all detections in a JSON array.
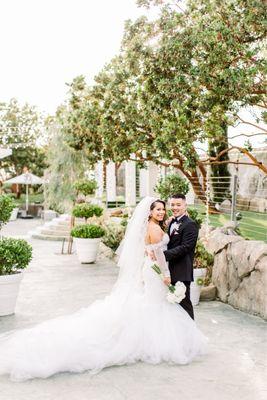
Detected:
[{"left": 201, "top": 226, "right": 267, "bottom": 319}]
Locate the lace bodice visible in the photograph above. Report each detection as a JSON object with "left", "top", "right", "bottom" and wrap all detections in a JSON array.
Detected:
[
  {"left": 144, "top": 233, "right": 170, "bottom": 278},
  {"left": 145, "top": 233, "right": 169, "bottom": 251}
]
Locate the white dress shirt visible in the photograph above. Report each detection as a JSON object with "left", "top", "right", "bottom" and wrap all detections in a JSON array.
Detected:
[{"left": 170, "top": 213, "right": 186, "bottom": 235}]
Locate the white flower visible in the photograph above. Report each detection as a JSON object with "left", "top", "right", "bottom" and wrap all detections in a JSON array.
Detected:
[
  {"left": 166, "top": 281, "right": 186, "bottom": 304},
  {"left": 174, "top": 281, "right": 186, "bottom": 303},
  {"left": 166, "top": 292, "right": 177, "bottom": 304}
]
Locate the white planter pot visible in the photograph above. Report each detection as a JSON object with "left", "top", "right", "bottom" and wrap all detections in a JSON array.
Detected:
[
  {"left": 0, "top": 272, "right": 24, "bottom": 316},
  {"left": 73, "top": 237, "right": 101, "bottom": 264},
  {"left": 190, "top": 268, "right": 207, "bottom": 306},
  {"left": 9, "top": 207, "right": 19, "bottom": 221}
]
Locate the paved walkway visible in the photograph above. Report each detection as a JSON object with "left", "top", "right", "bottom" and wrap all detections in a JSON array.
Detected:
[{"left": 0, "top": 220, "right": 266, "bottom": 400}]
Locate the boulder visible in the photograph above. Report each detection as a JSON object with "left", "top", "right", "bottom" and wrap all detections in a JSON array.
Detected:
[
  {"left": 205, "top": 228, "right": 243, "bottom": 254},
  {"left": 200, "top": 284, "right": 217, "bottom": 301},
  {"left": 206, "top": 226, "right": 267, "bottom": 319},
  {"left": 219, "top": 199, "right": 231, "bottom": 213},
  {"left": 212, "top": 248, "right": 229, "bottom": 302}
]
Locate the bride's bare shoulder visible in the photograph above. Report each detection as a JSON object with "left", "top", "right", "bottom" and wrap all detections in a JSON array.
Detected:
[{"left": 146, "top": 222, "right": 163, "bottom": 244}]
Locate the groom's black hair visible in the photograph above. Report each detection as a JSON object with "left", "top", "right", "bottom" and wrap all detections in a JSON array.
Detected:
[{"left": 170, "top": 193, "right": 186, "bottom": 200}]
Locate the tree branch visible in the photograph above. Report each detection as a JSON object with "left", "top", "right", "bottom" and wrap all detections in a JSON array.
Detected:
[
  {"left": 228, "top": 132, "right": 267, "bottom": 139},
  {"left": 255, "top": 103, "right": 267, "bottom": 110},
  {"left": 201, "top": 146, "right": 267, "bottom": 175},
  {"left": 236, "top": 115, "right": 267, "bottom": 133}
]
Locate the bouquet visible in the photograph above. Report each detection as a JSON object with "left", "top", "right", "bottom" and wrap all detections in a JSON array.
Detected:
[{"left": 151, "top": 264, "right": 186, "bottom": 304}]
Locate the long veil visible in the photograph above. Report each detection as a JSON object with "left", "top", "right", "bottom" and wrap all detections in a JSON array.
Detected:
[
  {"left": 0, "top": 195, "right": 208, "bottom": 382},
  {"left": 111, "top": 196, "right": 156, "bottom": 301}
]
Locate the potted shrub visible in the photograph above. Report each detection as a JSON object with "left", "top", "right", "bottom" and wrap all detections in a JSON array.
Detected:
[
  {"left": 0, "top": 194, "right": 16, "bottom": 228},
  {"left": 191, "top": 241, "right": 214, "bottom": 306},
  {"left": 71, "top": 224, "right": 105, "bottom": 263},
  {"left": 74, "top": 179, "right": 98, "bottom": 201},
  {"left": 0, "top": 237, "right": 32, "bottom": 316},
  {"left": 72, "top": 203, "right": 103, "bottom": 222}
]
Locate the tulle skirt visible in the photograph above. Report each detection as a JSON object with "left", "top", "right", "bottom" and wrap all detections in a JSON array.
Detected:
[{"left": 0, "top": 262, "right": 207, "bottom": 381}]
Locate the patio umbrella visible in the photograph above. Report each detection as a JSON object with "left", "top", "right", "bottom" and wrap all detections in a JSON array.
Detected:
[{"left": 4, "top": 172, "right": 44, "bottom": 213}]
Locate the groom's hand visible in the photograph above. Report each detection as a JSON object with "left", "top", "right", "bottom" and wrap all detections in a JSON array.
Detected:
[
  {"left": 163, "top": 277, "right": 171, "bottom": 286},
  {"left": 166, "top": 216, "right": 175, "bottom": 225},
  {"left": 147, "top": 249, "right": 156, "bottom": 261}
]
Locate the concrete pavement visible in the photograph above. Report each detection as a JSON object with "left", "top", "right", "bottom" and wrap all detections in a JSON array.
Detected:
[{"left": 0, "top": 219, "right": 266, "bottom": 400}]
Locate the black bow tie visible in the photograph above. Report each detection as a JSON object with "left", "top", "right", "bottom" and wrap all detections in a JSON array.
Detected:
[{"left": 172, "top": 217, "right": 179, "bottom": 223}]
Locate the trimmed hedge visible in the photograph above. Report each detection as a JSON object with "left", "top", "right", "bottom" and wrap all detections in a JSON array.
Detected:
[
  {"left": 0, "top": 237, "right": 33, "bottom": 275},
  {"left": 71, "top": 224, "right": 105, "bottom": 239},
  {"left": 72, "top": 203, "right": 103, "bottom": 220},
  {"left": 0, "top": 195, "right": 16, "bottom": 229}
]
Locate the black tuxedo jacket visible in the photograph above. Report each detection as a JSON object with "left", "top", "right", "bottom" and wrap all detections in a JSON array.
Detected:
[{"left": 163, "top": 215, "right": 199, "bottom": 283}]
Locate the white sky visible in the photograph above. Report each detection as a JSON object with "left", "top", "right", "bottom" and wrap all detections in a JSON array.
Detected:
[
  {"left": 0, "top": 0, "right": 146, "bottom": 113},
  {"left": 0, "top": 0, "right": 266, "bottom": 148}
]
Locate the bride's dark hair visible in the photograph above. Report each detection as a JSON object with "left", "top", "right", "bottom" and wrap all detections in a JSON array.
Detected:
[{"left": 148, "top": 199, "right": 167, "bottom": 230}]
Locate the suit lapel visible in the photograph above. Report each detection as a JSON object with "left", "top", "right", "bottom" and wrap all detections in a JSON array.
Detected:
[{"left": 170, "top": 215, "right": 188, "bottom": 237}]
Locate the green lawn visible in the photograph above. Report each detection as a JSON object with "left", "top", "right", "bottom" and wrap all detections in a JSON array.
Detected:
[
  {"left": 12, "top": 193, "right": 44, "bottom": 207},
  {"left": 195, "top": 205, "right": 267, "bottom": 242}
]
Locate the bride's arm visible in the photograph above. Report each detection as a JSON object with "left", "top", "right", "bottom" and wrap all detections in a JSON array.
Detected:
[{"left": 147, "top": 225, "right": 170, "bottom": 279}]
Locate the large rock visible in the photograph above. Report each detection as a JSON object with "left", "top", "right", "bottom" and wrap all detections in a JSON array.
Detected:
[
  {"left": 207, "top": 225, "right": 267, "bottom": 319},
  {"left": 200, "top": 284, "right": 217, "bottom": 301},
  {"left": 212, "top": 249, "right": 229, "bottom": 302},
  {"left": 219, "top": 199, "right": 231, "bottom": 213},
  {"left": 205, "top": 228, "right": 243, "bottom": 254}
]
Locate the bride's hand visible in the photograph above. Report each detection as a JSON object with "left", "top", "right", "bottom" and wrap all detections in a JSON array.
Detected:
[
  {"left": 163, "top": 277, "right": 171, "bottom": 286},
  {"left": 166, "top": 216, "right": 174, "bottom": 225}
]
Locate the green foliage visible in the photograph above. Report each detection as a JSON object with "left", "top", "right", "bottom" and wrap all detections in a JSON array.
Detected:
[
  {"left": 187, "top": 208, "right": 204, "bottom": 228},
  {"left": 0, "top": 195, "right": 16, "bottom": 229},
  {"left": 194, "top": 240, "right": 214, "bottom": 286},
  {"left": 71, "top": 224, "right": 105, "bottom": 239},
  {"left": 102, "top": 222, "right": 126, "bottom": 251},
  {"left": 155, "top": 174, "right": 189, "bottom": 201},
  {"left": 0, "top": 237, "right": 32, "bottom": 275},
  {"left": 44, "top": 116, "right": 91, "bottom": 213},
  {"left": 194, "top": 241, "right": 214, "bottom": 269},
  {"left": 74, "top": 179, "right": 98, "bottom": 196},
  {"left": 72, "top": 203, "right": 103, "bottom": 220},
  {"left": 0, "top": 99, "right": 47, "bottom": 176},
  {"left": 120, "top": 216, "right": 128, "bottom": 227},
  {"left": 61, "top": 0, "right": 266, "bottom": 208}
]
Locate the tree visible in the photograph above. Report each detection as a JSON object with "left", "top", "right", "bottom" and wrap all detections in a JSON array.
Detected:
[
  {"left": 64, "top": 0, "right": 267, "bottom": 210},
  {"left": 0, "top": 99, "right": 47, "bottom": 177},
  {"left": 44, "top": 106, "right": 92, "bottom": 213}
]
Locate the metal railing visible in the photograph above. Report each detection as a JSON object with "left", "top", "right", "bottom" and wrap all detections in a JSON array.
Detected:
[{"left": 192, "top": 174, "right": 267, "bottom": 242}]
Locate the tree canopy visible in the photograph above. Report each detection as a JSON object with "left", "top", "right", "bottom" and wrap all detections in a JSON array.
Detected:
[
  {"left": 59, "top": 0, "right": 267, "bottom": 204},
  {"left": 0, "top": 98, "right": 47, "bottom": 177}
]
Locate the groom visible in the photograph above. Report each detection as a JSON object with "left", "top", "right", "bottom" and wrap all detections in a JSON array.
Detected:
[{"left": 163, "top": 194, "right": 199, "bottom": 320}]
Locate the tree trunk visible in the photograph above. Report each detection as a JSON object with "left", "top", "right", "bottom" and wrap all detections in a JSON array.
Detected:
[
  {"left": 208, "top": 122, "right": 231, "bottom": 204},
  {"left": 187, "top": 172, "right": 220, "bottom": 214}
]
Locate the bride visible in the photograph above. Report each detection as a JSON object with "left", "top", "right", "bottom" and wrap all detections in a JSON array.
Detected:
[{"left": 0, "top": 197, "right": 207, "bottom": 381}]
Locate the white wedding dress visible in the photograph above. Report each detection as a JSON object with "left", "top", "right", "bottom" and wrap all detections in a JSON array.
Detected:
[{"left": 0, "top": 199, "right": 207, "bottom": 382}]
